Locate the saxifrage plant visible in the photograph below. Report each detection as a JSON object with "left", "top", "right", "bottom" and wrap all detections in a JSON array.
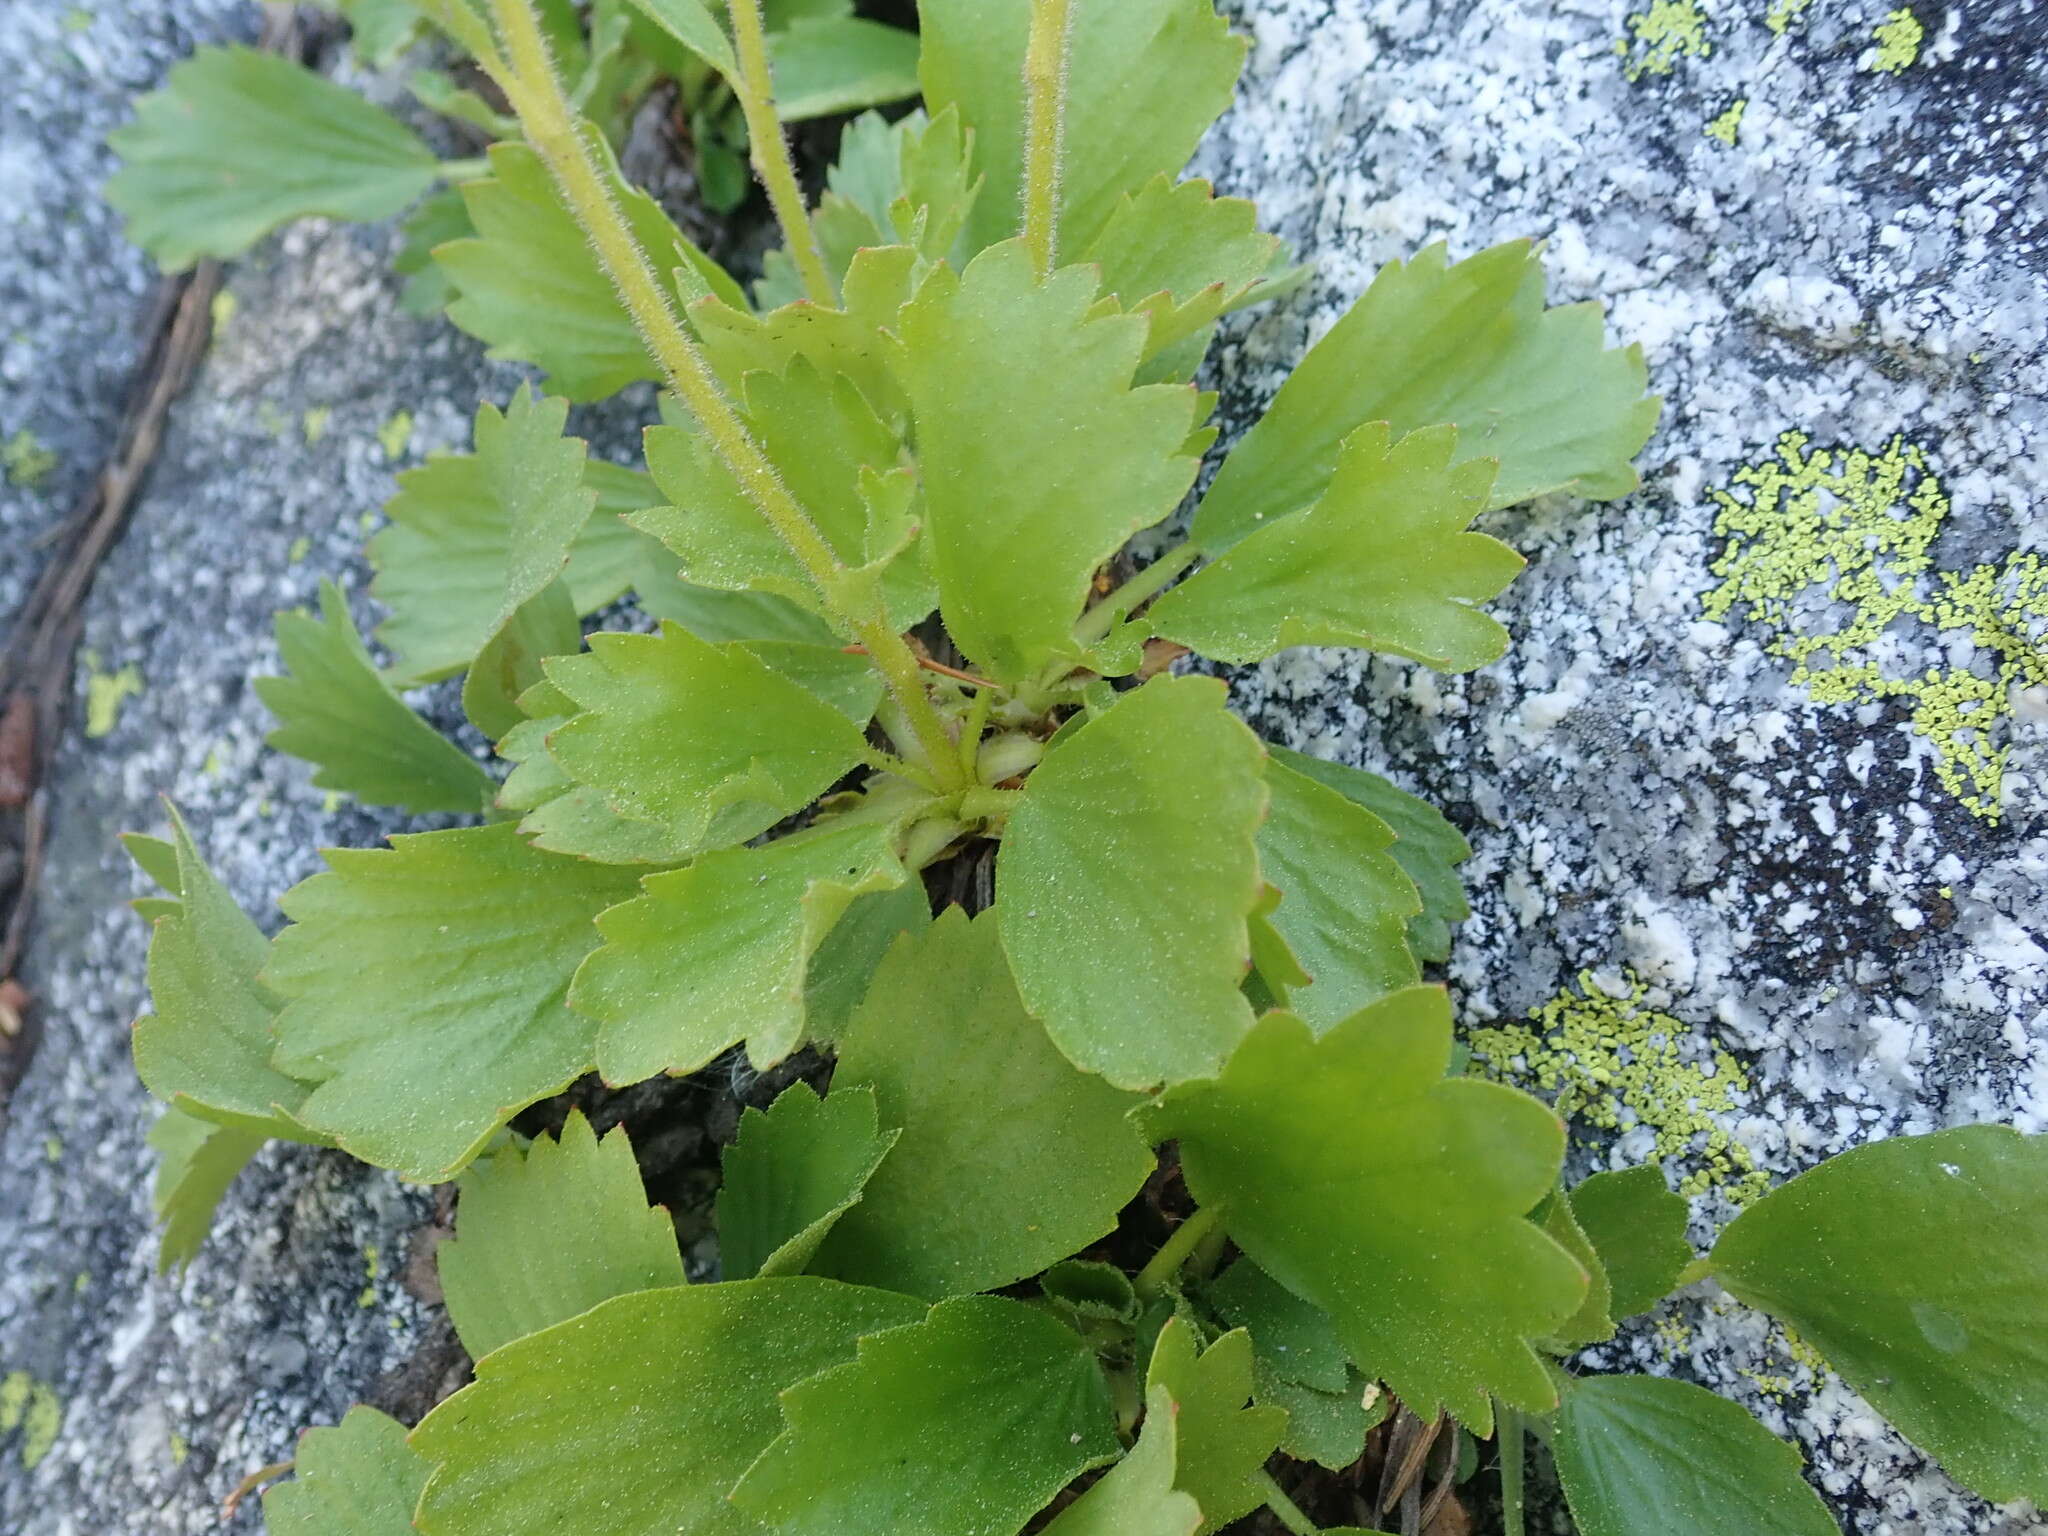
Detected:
[{"left": 107, "top": 0, "right": 2048, "bottom": 1531}]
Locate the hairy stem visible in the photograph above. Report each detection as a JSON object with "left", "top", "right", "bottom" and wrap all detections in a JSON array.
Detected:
[
  {"left": 1499, "top": 1405, "right": 1527, "bottom": 1536},
  {"left": 727, "top": 0, "right": 836, "bottom": 303},
  {"left": 484, "top": 0, "right": 964, "bottom": 787},
  {"left": 1020, "top": 0, "right": 1074, "bottom": 275},
  {"left": 1077, "top": 541, "right": 1202, "bottom": 646},
  {"left": 1134, "top": 1203, "right": 1223, "bottom": 1301}
]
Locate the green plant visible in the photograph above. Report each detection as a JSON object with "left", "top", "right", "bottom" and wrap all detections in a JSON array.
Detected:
[{"left": 109, "top": 0, "right": 2048, "bottom": 1531}]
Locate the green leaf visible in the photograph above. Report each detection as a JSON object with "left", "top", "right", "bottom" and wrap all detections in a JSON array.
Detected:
[
  {"left": 1571, "top": 1165, "right": 1693, "bottom": 1320},
  {"left": 1159, "top": 423, "right": 1523, "bottom": 671},
  {"left": 732, "top": 1294, "right": 1121, "bottom": 1536},
  {"left": 788, "top": 108, "right": 981, "bottom": 303},
  {"left": 542, "top": 623, "right": 872, "bottom": 857},
  {"left": 1554, "top": 1375, "right": 1840, "bottom": 1536},
  {"left": 1535, "top": 1185, "right": 1616, "bottom": 1352},
  {"left": 1710, "top": 1124, "right": 2048, "bottom": 1504},
  {"left": 1146, "top": 1319, "right": 1287, "bottom": 1532},
  {"left": 393, "top": 184, "right": 473, "bottom": 317},
  {"left": 801, "top": 878, "right": 932, "bottom": 1042},
  {"left": 633, "top": 561, "right": 840, "bottom": 647},
  {"left": 1193, "top": 240, "right": 1659, "bottom": 551},
  {"left": 568, "top": 459, "right": 668, "bottom": 613},
  {"left": 1150, "top": 987, "right": 1584, "bottom": 1431},
  {"left": 369, "top": 388, "right": 598, "bottom": 686},
  {"left": 920, "top": 0, "right": 1245, "bottom": 259},
  {"left": 811, "top": 908, "right": 1154, "bottom": 1299},
  {"left": 1080, "top": 175, "right": 1288, "bottom": 357},
  {"left": 265, "top": 1406, "right": 429, "bottom": 1536},
  {"left": 266, "top": 823, "right": 642, "bottom": 1182},
  {"left": 1000, "top": 676, "right": 1265, "bottom": 1089},
  {"left": 257, "top": 582, "right": 495, "bottom": 815},
  {"left": 338, "top": 0, "right": 425, "bottom": 65},
  {"left": 1042, "top": 1383, "right": 1203, "bottom": 1536},
  {"left": 437, "top": 140, "right": 742, "bottom": 400},
  {"left": 412, "top": 1279, "right": 925, "bottom": 1536},
  {"left": 438, "top": 1110, "right": 685, "bottom": 1359},
  {"left": 496, "top": 710, "right": 696, "bottom": 868},
  {"left": 146, "top": 1105, "right": 266, "bottom": 1275},
  {"left": 1266, "top": 748, "right": 1470, "bottom": 964},
  {"left": 892, "top": 241, "right": 1199, "bottom": 683},
  {"left": 1254, "top": 757, "right": 1421, "bottom": 1030},
  {"left": 462, "top": 571, "right": 581, "bottom": 741},
  {"left": 133, "top": 806, "right": 324, "bottom": 1142},
  {"left": 1205, "top": 1257, "right": 1349, "bottom": 1393},
  {"left": 106, "top": 46, "right": 437, "bottom": 270},
  {"left": 1255, "top": 1364, "right": 1383, "bottom": 1471},
  {"left": 636, "top": 359, "right": 932, "bottom": 632},
  {"left": 621, "top": 0, "right": 735, "bottom": 75},
  {"left": 771, "top": 18, "right": 921, "bottom": 120},
  {"left": 572, "top": 820, "right": 909, "bottom": 1084},
  {"left": 717, "top": 1083, "right": 898, "bottom": 1279},
  {"left": 694, "top": 244, "right": 920, "bottom": 432}
]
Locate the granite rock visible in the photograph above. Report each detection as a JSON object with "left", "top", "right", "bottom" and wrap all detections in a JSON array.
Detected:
[
  {"left": 1, "top": 0, "right": 2044, "bottom": 1532},
  {"left": 1194, "top": 1, "right": 2045, "bottom": 1531}
]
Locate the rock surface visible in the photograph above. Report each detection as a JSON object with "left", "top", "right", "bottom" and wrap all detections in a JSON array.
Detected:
[
  {"left": 1196, "top": 1, "right": 2045, "bottom": 1531},
  {"left": 0, "top": 0, "right": 2043, "bottom": 1533}
]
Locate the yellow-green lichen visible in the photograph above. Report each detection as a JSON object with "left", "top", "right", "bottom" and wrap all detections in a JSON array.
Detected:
[
  {"left": 377, "top": 410, "right": 414, "bottom": 461},
  {"left": 1868, "top": 6, "right": 1922, "bottom": 72},
  {"left": 288, "top": 536, "right": 312, "bottom": 564},
  {"left": 1467, "top": 969, "right": 1768, "bottom": 1204},
  {"left": 169, "top": 1429, "right": 189, "bottom": 1466},
  {"left": 1, "top": 1373, "right": 63, "bottom": 1471},
  {"left": 359, "top": 1242, "right": 381, "bottom": 1308},
  {"left": 1653, "top": 1314, "right": 1695, "bottom": 1355},
  {"left": 1764, "top": 0, "right": 1811, "bottom": 33},
  {"left": 82, "top": 653, "right": 144, "bottom": 739},
  {"left": 1617, "top": 0, "right": 1713, "bottom": 80},
  {"left": 3, "top": 428, "right": 59, "bottom": 490},
  {"left": 209, "top": 290, "right": 237, "bottom": 335},
  {"left": 302, "top": 406, "right": 331, "bottom": 444},
  {"left": 1703, "top": 432, "right": 2047, "bottom": 823},
  {"left": 1705, "top": 98, "right": 1747, "bottom": 145}
]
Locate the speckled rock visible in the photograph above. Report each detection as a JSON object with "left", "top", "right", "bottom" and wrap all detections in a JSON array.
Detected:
[
  {"left": 0, "top": 4, "right": 661, "bottom": 1529},
  {"left": 1195, "top": 1, "right": 2045, "bottom": 1531}
]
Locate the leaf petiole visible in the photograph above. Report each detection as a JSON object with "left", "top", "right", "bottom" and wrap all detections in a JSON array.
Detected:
[
  {"left": 1254, "top": 1470, "right": 1321, "bottom": 1536},
  {"left": 726, "top": 0, "right": 835, "bottom": 303},
  {"left": 1020, "top": 0, "right": 1075, "bottom": 276},
  {"left": 1134, "top": 1202, "right": 1224, "bottom": 1301}
]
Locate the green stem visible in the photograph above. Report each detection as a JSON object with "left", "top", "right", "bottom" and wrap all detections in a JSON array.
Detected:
[
  {"left": 1254, "top": 1471, "right": 1320, "bottom": 1536},
  {"left": 438, "top": 155, "right": 491, "bottom": 183},
  {"left": 1019, "top": 0, "right": 1074, "bottom": 275},
  {"left": 1076, "top": 541, "right": 1201, "bottom": 646},
  {"left": 727, "top": 0, "right": 835, "bottom": 304},
  {"left": 862, "top": 748, "right": 943, "bottom": 796},
  {"left": 957, "top": 686, "right": 995, "bottom": 781},
  {"left": 1499, "top": 1404, "right": 1526, "bottom": 1536},
  {"left": 483, "top": 0, "right": 964, "bottom": 790},
  {"left": 1134, "top": 1203, "right": 1223, "bottom": 1301}
]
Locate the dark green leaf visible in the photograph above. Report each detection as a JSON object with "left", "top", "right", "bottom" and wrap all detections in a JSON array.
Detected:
[
  {"left": 393, "top": 185, "right": 472, "bottom": 317},
  {"left": 1194, "top": 240, "right": 1658, "bottom": 550},
  {"left": 107, "top": 46, "right": 437, "bottom": 270},
  {"left": 1151, "top": 987, "right": 1584, "bottom": 1432},
  {"left": 1572, "top": 1165, "right": 1693, "bottom": 1320},
  {"left": 266, "top": 822, "right": 641, "bottom": 1181},
  {"left": 1254, "top": 757, "right": 1421, "bottom": 1030},
  {"left": 1000, "top": 676, "right": 1265, "bottom": 1089},
  {"left": 771, "top": 18, "right": 921, "bottom": 120},
  {"left": 1535, "top": 1185, "right": 1615, "bottom": 1351},
  {"left": 438, "top": 1110, "right": 685, "bottom": 1359},
  {"left": 1205, "top": 1257, "right": 1349, "bottom": 1392},
  {"left": 1255, "top": 1363, "right": 1383, "bottom": 1471},
  {"left": 718, "top": 1083, "right": 898, "bottom": 1279},
  {"left": 621, "top": 0, "right": 735, "bottom": 75},
  {"left": 1266, "top": 747, "right": 1470, "bottom": 964},
  {"left": 258, "top": 582, "right": 494, "bottom": 814},
  {"left": 1710, "top": 1125, "right": 2048, "bottom": 1504},
  {"left": 813, "top": 908, "right": 1154, "bottom": 1299},
  {"left": 732, "top": 1294, "right": 1121, "bottom": 1536},
  {"left": 1554, "top": 1375, "right": 1839, "bottom": 1536},
  {"left": 412, "top": 1279, "right": 925, "bottom": 1536}
]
